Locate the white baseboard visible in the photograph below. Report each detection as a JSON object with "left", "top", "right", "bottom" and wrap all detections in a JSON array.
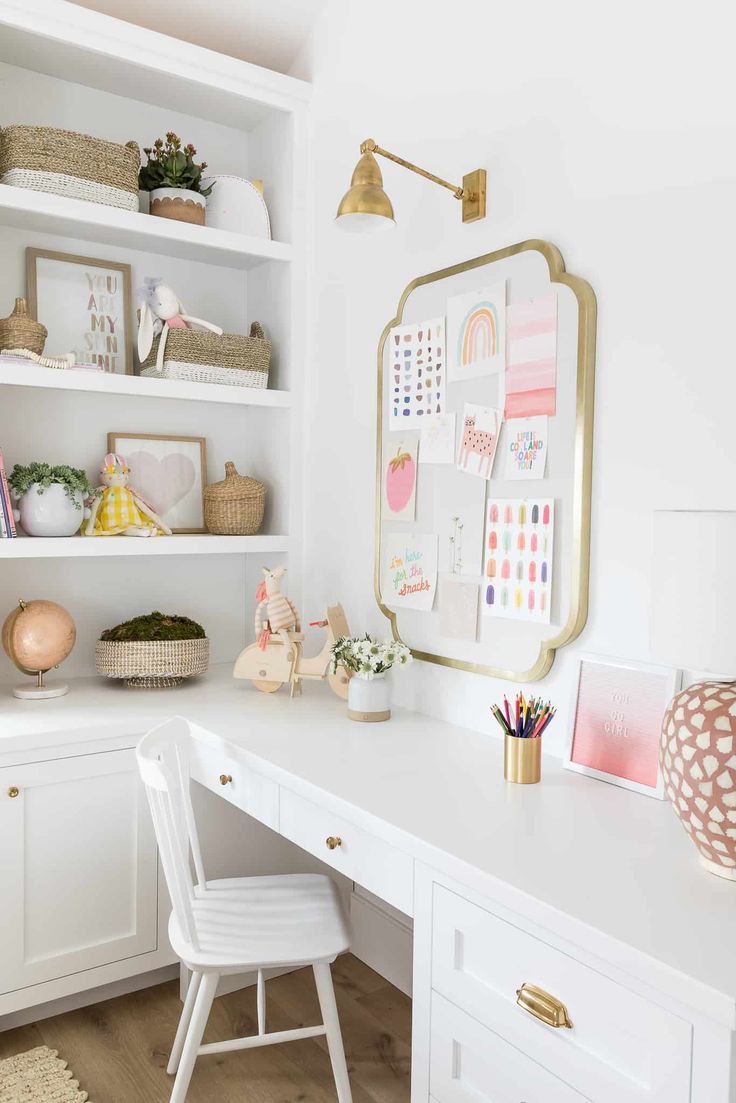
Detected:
[
  {"left": 349, "top": 887, "right": 413, "bottom": 996},
  {"left": 0, "top": 965, "right": 179, "bottom": 1032}
]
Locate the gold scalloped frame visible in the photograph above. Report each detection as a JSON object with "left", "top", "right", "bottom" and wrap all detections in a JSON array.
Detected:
[{"left": 374, "top": 239, "right": 597, "bottom": 682}]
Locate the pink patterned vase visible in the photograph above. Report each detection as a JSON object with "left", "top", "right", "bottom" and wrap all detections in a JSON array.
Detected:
[{"left": 659, "top": 680, "right": 736, "bottom": 880}]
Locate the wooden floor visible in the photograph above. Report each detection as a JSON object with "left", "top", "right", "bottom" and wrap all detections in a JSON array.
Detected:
[{"left": 0, "top": 955, "right": 411, "bottom": 1103}]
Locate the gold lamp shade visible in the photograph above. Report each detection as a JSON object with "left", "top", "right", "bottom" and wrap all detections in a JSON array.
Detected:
[{"left": 335, "top": 150, "right": 395, "bottom": 232}]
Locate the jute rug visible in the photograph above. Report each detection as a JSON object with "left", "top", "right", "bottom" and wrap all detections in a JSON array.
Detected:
[{"left": 0, "top": 1047, "right": 90, "bottom": 1102}]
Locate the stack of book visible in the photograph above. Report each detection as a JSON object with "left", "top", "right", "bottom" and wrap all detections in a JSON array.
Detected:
[{"left": 0, "top": 449, "right": 16, "bottom": 538}]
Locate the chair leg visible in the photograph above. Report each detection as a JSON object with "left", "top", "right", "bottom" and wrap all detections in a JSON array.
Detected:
[
  {"left": 313, "top": 962, "right": 352, "bottom": 1103},
  {"left": 169, "top": 971, "right": 218, "bottom": 1103},
  {"left": 257, "top": 969, "right": 266, "bottom": 1035},
  {"left": 167, "top": 970, "right": 202, "bottom": 1075}
]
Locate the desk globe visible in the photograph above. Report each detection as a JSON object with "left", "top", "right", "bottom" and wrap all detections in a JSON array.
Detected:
[{"left": 2, "top": 599, "right": 76, "bottom": 699}]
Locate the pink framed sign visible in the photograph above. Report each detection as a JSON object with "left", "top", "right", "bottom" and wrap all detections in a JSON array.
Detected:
[{"left": 565, "top": 655, "right": 681, "bottom": 799}]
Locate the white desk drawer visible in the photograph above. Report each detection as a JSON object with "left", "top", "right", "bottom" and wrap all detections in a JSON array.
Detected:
[
  {"left": 279, "top": 788, "right": 413, "bottom": 915},
  {"left": 432, "top": 885, "right": 691, "bottom": 1103},
  {"left": 431, "top": 991, "right": 586, "bottom": 1103},
  {"left": 189, "top": 745, "right": 278, "bottom": 830}
]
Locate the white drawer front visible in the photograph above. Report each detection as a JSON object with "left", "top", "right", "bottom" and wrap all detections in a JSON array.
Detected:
[
  {"left": 432, "top": 885, "right": 691, "bottom": 1103},
  {"left": 431, "top": 992, "right": 587, "bottom": 1103},
  {"left": 189, "top": 745, "right": 278, "bottom": 830},
  {"left": 279, "top": 788, "right": 413, "bottom": 915}
]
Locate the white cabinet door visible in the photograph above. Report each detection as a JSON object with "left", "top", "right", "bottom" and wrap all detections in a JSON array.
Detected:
[{"left": 0, "top": 749, "right": 158, "bottom": 994}]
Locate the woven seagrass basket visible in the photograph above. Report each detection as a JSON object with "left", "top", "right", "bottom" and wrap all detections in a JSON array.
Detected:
[
  {"left": 0, "top": 298, "right": 47, "bottom": 355},
  {"left": 0, "top": 126, "right": 140, "bottom": 211},
  {"left": 204, "top": 462, "right": 265, "bottom": 535},
  {"left": 140, "top": 321, "right": 271, "bottom": 380},
  {"left": 95, "top": 637, "right": 209, "bottom": 689}
]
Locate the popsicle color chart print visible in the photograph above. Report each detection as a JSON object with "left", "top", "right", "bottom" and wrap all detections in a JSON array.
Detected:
[
  {"left": 388, "top": 317, "right": 445, "bottom": 430},
  {"left": 382, "top": 533, "right": 438, "bottom": 612},
  {"left": 504, "top": 293, "right": 557, "bottom": 419},
  {"left": 447, "top": 282, "right": 506, "bottom": 383},
  {"left": 483, "top": 498, "right": 554, "bottom": 622}
]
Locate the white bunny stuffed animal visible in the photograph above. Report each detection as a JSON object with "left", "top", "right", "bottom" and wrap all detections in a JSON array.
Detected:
[{"left": 137, "top": 278, "right": 223, "bottom": 372}]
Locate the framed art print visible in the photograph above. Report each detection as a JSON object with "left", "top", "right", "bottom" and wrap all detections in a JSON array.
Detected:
[
  {"left": 27, "top": 248, "right": 133, "bottom": 375},
  {"left": 108, "top": 433, "right": 207, "bottom": 533},
  {"left": 565, "top": 654, "right": 681, "bottom": 799}
]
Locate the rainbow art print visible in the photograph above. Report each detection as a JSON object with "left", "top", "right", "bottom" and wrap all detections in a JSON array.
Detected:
[{"left": 447, "top": 282, "right": 506, "bottom": 383}]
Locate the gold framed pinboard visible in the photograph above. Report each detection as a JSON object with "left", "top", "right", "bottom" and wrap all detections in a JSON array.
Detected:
[{"left": 374, "top": 239, "right": 597, "bottom": 682}]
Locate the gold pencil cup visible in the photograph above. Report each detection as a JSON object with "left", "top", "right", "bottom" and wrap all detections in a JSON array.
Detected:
[{"left": 504, "top": 734, "right": 542, "bottom": 784}]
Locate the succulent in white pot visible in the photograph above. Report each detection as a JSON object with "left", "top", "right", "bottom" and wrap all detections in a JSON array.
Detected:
[
  {"left": 8, "top": 463, "right": 95, "bottom": 537},
  {"left": 139, "top": 132, "right": 214, "bottom": 227},
  {"left": 331, "top": 635, "right": 412, "bottom": 722}
]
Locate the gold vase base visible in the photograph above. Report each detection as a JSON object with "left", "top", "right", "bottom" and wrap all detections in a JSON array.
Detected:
[
  {"left": 348, "top": 708, "right": 391, "bottom": 723},
  {"left": 700, "top": 854, "right": 736, "bottom": 882}
]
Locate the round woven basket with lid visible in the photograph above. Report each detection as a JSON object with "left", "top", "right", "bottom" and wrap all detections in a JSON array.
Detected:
[{"left": 204, "top": 461, "right": 266, "bottom": 535}]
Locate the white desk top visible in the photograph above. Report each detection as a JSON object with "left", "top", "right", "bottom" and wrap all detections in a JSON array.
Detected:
[{"left": 2, "top": 665, "right": 735, "bottom": 1023}]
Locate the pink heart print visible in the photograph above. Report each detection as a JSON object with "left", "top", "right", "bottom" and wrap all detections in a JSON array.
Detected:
[{"left": 127, "top": 450, "right": 196, "bottom": 516}]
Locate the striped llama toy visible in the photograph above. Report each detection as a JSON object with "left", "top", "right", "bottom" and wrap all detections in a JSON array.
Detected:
[{"left": 254, "top": 566, "right": 300, "bottom": 650}]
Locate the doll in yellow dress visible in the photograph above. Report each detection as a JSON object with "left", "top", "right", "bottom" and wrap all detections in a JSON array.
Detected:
[{"left": 84, "top": 453, "right": 171, "bottom": 537}]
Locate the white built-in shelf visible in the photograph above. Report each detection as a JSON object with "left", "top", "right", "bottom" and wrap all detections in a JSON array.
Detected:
[
  {"left": 0, "top": 534, "right": 290, "bottom": 559},
  {"left": 0, "top": 186, "right": 292, "bottom": 270},
  {"left": 0, "top": 362, "right": 291, "bottom": 409}
]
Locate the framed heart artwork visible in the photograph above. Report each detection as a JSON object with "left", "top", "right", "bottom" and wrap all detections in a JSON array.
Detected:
[{"left": 107, "top": 432, "right": 207, "bottom": 533}]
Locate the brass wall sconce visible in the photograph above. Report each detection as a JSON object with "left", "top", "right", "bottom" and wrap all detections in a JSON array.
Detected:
[{"left": 336, "top": 138, "right": 486, "bottom": 231}]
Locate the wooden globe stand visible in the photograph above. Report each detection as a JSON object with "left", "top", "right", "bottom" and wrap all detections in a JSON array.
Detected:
[{"left": 13, "top": 669, "right": 69, "bottom": 700}]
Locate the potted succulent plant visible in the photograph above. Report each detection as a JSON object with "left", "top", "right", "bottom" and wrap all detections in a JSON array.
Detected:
[
  {"left": 8, "top": 462, "right": 96, "bottom": 537},
  {"left": 139, "top": 132, "right": 214, "bottom": 226}
]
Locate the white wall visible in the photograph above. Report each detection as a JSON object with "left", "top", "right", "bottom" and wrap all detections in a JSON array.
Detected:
[{"left": 293, "top": 0, "right": 736, "bottom": 756}]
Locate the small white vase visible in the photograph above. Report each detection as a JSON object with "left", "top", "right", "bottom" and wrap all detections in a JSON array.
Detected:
[
  {"left": 149, "top": 187, "right": 206, "bottom": 226},
  {"left": 13, "top": 484, "right": 89, "bottom": 537},
  {"left": 347, "top": 672, "right": 391, "bottom": 723}
]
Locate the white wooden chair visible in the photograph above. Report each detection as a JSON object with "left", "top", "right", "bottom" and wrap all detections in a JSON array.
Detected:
[{"left": 137, "top": 717, "right": 353, "bottom": 1103}]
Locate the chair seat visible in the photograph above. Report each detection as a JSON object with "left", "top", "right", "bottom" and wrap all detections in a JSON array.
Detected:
[{"left": 169, "top": 873, "right": 350, "bottom": 973}]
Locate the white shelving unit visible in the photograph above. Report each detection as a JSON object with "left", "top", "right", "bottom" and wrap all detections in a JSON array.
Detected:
[{"left": 0, "top": 0, "right": 309, "bottom": 680}]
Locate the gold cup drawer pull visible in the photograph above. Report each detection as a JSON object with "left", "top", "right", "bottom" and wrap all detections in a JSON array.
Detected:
[
  {"left": 219, "top": 774, "right": 233, "bottom": 786},
  {"left": 7, "top": 786, "right": 19, "bottom": 799},
  {"left": 325, "top": 835, "right": 342, "bottom": 850},
  {"left": 516, "top": 983, "right": 573, "bottom": 1029}
]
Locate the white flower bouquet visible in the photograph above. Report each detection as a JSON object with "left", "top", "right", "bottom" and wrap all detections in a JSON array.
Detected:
[{"left": 331, "top": 634, "right": 412, "bottom": 680}]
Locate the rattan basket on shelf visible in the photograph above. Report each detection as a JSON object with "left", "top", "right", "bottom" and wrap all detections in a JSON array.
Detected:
[
  {"left": 204, "top": 462, "right": 266, "bottom": 535},
  {"left": 0, "top": 298, "right": 47, "bottom": 355},
  {"left": 95, "top": 637, "right": 209, "bottom": 689},
  {"left": 0, "top": 125, "right": 140, "bottom": 211},
  {"left": 140, "top": 322, "right": 271, "bottom": 389}
]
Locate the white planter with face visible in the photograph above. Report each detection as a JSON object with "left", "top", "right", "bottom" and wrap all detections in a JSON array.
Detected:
[{"left": 14, "top": 483, "right": 90, "bottom": 537}]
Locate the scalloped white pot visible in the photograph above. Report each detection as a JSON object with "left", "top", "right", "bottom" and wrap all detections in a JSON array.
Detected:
[
  {"left": 347, "top": 672, "right": 391, "bottom": 723},
  {"left": 14, "top": 484, "right": 89, "bottom": 537}
]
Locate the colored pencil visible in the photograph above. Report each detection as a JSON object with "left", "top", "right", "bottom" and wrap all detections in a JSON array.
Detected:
[{"left": 491, "top": 694, "right": 556, "bottom": 738}]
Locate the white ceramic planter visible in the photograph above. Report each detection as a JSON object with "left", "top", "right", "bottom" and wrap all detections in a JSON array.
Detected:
[
  {"left": 201, "top": 175, "right": 271, "bottom": 238},
  {"left": 149, "top": 187, "right": 206, "bottom": 225},
  {"left": 347, "top": 672, "right": 391, "bottom": 723},
  {"left": 13, "top": 484, "right": 90, "bottom": 537}
]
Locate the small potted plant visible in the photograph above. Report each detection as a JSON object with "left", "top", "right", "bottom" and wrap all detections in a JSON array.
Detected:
[
  {"left": 139, "top": 132, "right": 214, "bottom": 226},
  {"left": 95, "top": 610, "right": 209, "bottom": 689},
  {"left": 9, "top": 462, "right": 96, "bottom": 537},
  {"left": 331, "top": 634, "right": 412, "bottom": 722}
]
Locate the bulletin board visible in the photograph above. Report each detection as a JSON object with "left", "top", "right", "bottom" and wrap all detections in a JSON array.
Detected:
[{"left": 374, "top": 240, "right": 596, "bottom": 682}]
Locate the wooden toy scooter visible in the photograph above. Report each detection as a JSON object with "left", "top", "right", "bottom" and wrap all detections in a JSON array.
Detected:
[{"left": 233, "top": 602, "right": 352, "bottom": 699}]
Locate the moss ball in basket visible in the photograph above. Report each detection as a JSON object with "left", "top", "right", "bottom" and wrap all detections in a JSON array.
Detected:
[
  {"left": 204, "top": 461, "right": 265, "bottom": 536},
  {"left": 95, "top": 611, "right": 208, "bottom": 689}
]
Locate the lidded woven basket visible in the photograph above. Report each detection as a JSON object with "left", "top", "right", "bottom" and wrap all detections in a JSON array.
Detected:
[
  {"left": 0, "top": 298, "right": 47, "bottom": 355},
  {"left": 204, "top": 462, "right": 265, "bottom": 535}
]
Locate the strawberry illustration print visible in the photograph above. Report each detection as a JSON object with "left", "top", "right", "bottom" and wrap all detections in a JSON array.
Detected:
[{"left": 383, "top": 440, "right": 418, "bottom": 521}]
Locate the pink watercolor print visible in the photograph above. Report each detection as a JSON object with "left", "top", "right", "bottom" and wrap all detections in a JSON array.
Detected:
[
  {"left": 571, "top": 662, "right": 667, "bottom": 788},
  {"left": 504, "top": 293, "right": 557, "bottom": 419},
  {"left": 126, "top": 450, "right": 196, "bottom": 516}
]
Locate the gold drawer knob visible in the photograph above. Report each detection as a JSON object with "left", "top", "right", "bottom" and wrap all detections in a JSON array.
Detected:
[
  {"left": 325, "top": 836, "right": 342, "bottom": 850},
  {"left": 516, "top": 983, "right": 573, "bottom": 1029},
  {"left": 7, "top": 786, "right": 19, "bottom": 799},
  {"left": 219, "top": 774, "right": 233, "bottom": 786}
]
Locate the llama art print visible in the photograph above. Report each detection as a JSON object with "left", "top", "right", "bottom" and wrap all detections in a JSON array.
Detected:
[{"left": 456, "top": 403, "right": 502, "bottom": 480}]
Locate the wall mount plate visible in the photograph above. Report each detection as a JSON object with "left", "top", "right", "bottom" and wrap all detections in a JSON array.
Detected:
[{"left": 462, "top": 169, "right": 487, "bottom": 223}]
